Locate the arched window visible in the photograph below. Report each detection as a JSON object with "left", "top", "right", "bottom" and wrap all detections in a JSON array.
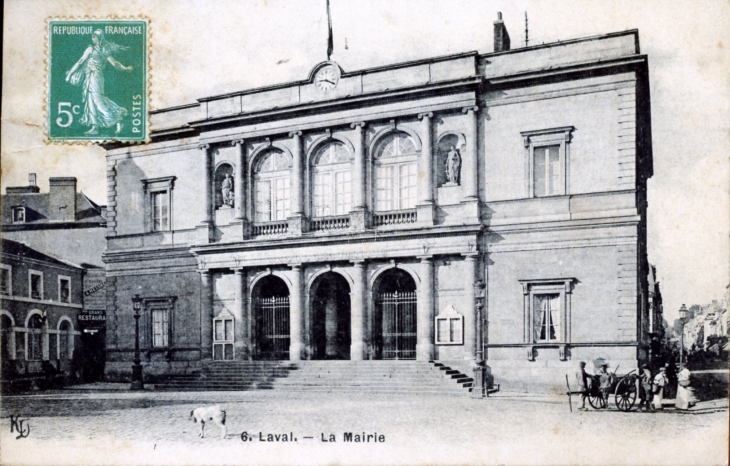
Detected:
[
  {"left": 254, "top": 150, "right": 290, "bottom": 222},
  {"left": 58, "top": 320, "right": 72, "bottom": 360},
  {"left": 373, "top": 132, "right": 418, "bottom": 212},
  {"left": 27, "top": 314, "right": 43, "bottom": 361},
  {"left": 311, "top": 142, "right": 352, "bottom": 217}
]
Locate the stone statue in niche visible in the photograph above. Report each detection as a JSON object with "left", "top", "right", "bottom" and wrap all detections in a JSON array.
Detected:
[
  {"left": 445, "top": 145, "right": 462, "bottom": 185},
  {"left": 221, "top": 173, "right": 234, "bottom": 207}
]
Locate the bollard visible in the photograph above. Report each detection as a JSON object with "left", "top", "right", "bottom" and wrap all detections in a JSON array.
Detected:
[{"left": 472, "top": 364, "right": 485, "bottom": 399}]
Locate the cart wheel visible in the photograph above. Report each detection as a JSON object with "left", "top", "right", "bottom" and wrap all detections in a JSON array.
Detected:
[
  {"left": 588, "top": 392, "right": 606, "bottom": 409},
  {"left": 614, "top": 377, "right": 637, "bottom": 411}
]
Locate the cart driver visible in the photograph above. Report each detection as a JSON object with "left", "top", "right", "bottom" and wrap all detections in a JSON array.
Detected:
[{"left": 575, "top": 361, "right": 590, "bottom": 411}]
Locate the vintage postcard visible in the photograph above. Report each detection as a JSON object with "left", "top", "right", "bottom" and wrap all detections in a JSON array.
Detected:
[{"left": 1, "top": 1, "right": 728, "bottom": 465}]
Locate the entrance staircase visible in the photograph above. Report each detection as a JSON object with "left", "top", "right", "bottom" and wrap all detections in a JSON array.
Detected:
[{"left": 155, "top": 361, "right": 473, "bottom": 395}]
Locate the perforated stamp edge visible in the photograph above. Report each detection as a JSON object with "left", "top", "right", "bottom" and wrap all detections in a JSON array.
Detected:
[{"left": 44, "top": 16, "right": 152, "bottom": 146}]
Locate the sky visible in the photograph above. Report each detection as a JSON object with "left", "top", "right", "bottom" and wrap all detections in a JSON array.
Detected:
[{"left": 2, "top": 0, "right": 729, "bottom": 322}]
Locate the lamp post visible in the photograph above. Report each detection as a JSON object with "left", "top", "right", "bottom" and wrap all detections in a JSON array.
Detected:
[
  {"left": 472, "top": 280, "right": 486, "bottom": 399},
  {"left": 130, "top": 294, "right": 144, "bottom": 390},
  {"left": 678, "top": 304, "right": 688, "bottom": 367}
]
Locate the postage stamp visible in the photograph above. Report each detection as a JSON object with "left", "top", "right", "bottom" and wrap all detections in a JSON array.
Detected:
[{"left": 46, "top": 19, "right": 149, "bottom": 143}]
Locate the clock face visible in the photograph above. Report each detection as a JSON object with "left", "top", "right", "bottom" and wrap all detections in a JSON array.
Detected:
[{"left": 314, "top": 65, "right": 340, "bottom": 91}]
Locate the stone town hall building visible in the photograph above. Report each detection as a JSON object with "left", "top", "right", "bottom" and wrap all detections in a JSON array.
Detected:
[{"left": 103, "top": 18, "right": 653, "bottom": 391}]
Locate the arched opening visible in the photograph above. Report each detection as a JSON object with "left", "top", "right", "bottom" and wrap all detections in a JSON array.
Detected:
[
  {"left": 309, "top": 272, "right": 351, "bottom": 360},
  {"left": 1, "top": 315, "right": 14, "bottom": 377},
  {"left": 372, "top": 268, "right": 417, "bottom": 360},
  {"left": 252, "top": 275, "right": 290, "bottom": 360},
  {"left": 27, "top": 313, "right": 44, "bottom": 361},
  {"left": 310, "top": 142, "right": 352, "bottom": 218},
  {"left": 253, "top": 150, "right": 291, "bottom": 222},
  {"left": 59, "top": 320, "right": 72, "bottom": 360},
  {"left": 373, "top": 132, "right": 418, "bottom": 212}
]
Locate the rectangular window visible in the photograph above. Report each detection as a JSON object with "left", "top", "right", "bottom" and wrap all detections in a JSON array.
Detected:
[
  {"left": 151, "top": 191, "right": 169, "bottom": 231},
  {"left": 375, "top": 165, "right": 395, "bottom": 211},
  {"left": 58, "top": 276, "right": 71, "bottom": 303},
  {"left": 533, "top": 146, "right": 560, "bottom": 197},
  {"left": 533, "top": 293, "right": 561, "bottom": 342},
  {"left": 29, "top": 271, "right": 43, "bottom": 300},
  {"left": 313, "top": 172, "right": 332, "bottom": 217},
  {"left": 28, "top": 331, "right": 42, "bottom": 360},
  {"left": 152, "top": 309, "right": 169, "bottom": 347},
  {"left": 521, "top": 127, "right": 574, "bottom": 198},
  {"left": 12, "top": 207, "right": 26, "bottom": 223},
  {"left": 274, "top": 177, "right": 290, "bottom": 220},
  {"left": 0, "top": 266, "right": 11, "bottom": 296}
]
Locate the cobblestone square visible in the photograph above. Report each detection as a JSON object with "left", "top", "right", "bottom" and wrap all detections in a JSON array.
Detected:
[{"left": 1, "top": 388, "right": 727, "bottom": 465}]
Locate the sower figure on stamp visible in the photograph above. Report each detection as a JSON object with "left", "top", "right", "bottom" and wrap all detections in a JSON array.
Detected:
[
  {"left": 575, "top": 361, "right": 590, "bottom": 411},
  {"left": 66, "top": 29, "right": 133, "bottom": 135}
]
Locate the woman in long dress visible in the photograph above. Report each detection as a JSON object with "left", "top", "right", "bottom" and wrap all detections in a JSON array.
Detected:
[
  {"left": 676, "top": 364, "right": 696, "bottom": 410},
  {"left": 65, "top": 29, "right": 133, "bottom": 135}
]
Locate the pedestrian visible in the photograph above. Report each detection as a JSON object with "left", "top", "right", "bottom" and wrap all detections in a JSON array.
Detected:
[
  {"left": 596, "top": 363, "right": 612, "bottom": 408},
  {"left": 575, "top": 361, "right": 590, "bottom": 411},
  {"left": 652, "top": 365, "right": 668, "bottom": 410},
  {"left": 636, "top": 364, "right": 655, "bottom": 412},
  {"left": 676, "top": 364, "right": 696, "bottom": 410}
]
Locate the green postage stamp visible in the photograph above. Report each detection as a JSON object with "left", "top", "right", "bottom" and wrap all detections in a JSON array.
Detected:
[{"left": 47, "top": 19, "right": 149, "bottom": 142}]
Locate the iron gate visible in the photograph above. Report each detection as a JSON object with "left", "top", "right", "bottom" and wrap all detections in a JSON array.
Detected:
[
  {"left": 377, "top": 291, "right": 417, "bottom": 360},
  {"left": 255, "top": 296, "right": 290, "bottom": 360}
]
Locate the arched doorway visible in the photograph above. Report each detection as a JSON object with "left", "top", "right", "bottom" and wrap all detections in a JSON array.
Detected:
[
  {"left": 252, "top": 275, "right": 290, "bottom": 360},
  {"left": 1, "top": 315, "right": 14, "bottom": 378},
  {"left": 373, "top": 268, "right": 417, "bottom": 360},
  {"left": 310, "top": 272, "right": 351, "bottom": 360}
]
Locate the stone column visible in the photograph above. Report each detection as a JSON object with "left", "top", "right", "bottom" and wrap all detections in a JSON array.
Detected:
[
  {"left": 233, "top": 268, "right": 247, "bottom": 359},
  {"left": 289, "top": 264, "right": 303, "bottom": 361},
  {"left": 463, "top": 253, "right": 478, "bottom": 361},
  {"left": 231, "top": 140, "right": 245, "bottom": 221},
  {"left": 198, "top": 143, "right": 213, "bottom": 242},
  {"left": 350, "top": 122, "right": 369, "bottom": 230},
  {"left": 462, "top": 107, "right": 479, "bottom": 201},
  {"left": 417, "top": 113, "right": 435, "bottom": 226},
  {"left": 288, "top": 131, "right": 306, "bottom": 235},
  {"left": 350, "top": 260, "right": 366, "bottom": 360},
  {"left": 199, "top": 270, "right": 214, "bottom": 359},
  {"left": 417, "top": 256, "right": 434, "bottom": 361}
]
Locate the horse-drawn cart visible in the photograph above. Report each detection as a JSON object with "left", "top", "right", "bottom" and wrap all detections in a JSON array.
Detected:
[{"left": 566, "top": 368, "right": 639, "bottom": 412}]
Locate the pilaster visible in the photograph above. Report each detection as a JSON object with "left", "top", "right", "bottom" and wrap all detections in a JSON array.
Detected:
[
  {"left": 462, "top": 253, "right": 478, "bottom": 361},
  {"left": 350, "top": 260, "right": 367, "bottom": 360},
  {"left": 417, "top": 256, "right": 434, "bottom": 361},
  {"left": 233, "top": 268, "right": 249, "bottom": 359},
  {"left": 290, "top": 264, "right": 303, "bottom": 361},
  {"left": 197, "top": 143, "right": 214, "bottom": 243},
  {"left": 417, "top": 113, "right": 435, "bottom": 226},
  {"left": 199, "top": 270, "right": 213, "bottom": 359}
]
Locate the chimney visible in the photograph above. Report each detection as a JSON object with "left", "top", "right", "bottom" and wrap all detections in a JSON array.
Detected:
[
  {"left": 494, "top": 12, "right": 511, "bottom": 53},
  {"left": 49, "top": 177, "right": 77, "bottom": 222},
  {"left": 5, "top": 173, "right": 41, "bottom": 194}
]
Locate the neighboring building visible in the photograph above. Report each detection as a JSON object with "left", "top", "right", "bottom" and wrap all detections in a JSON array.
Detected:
[
  {"left": 0, "top": 240, "right": 84, "bottom": 390},
  {"left": 647, "top": 265, "right": 664, "bottom": 362},
  {"left": 102, "top": 17, "right": 653, "bottom": 391},
  {"left": 2, "top": 174, "right": 107, "bottom": 267}
]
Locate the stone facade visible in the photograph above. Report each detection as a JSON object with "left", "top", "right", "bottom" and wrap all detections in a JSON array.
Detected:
[{"left": 103, "top": 25, "right": 653, "bottom": 391}]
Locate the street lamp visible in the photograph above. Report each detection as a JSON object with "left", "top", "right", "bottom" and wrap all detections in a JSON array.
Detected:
[
  {"left": 130, "top": 294, "right": 144, "bottom": 390},
  {"left": 472, "top": 280, "right": 486, "bottom": 399},
  {"left": 679, "top": 304, "right": 688, "bottom": 367}
]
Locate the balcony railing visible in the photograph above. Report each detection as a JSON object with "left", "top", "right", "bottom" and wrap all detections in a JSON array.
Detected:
[
  {"left": 372, "top": 209, "right": 417, "bottom": 226},
  {"left": 252, "top": 221, "right": 288, "bottom": 236},
  {"left": 310, "top": 215, "right": 350, "bottom": 231}
]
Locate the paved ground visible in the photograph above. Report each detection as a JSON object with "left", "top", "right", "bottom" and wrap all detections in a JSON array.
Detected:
[{"left": 0, "top": 387, "right": 727, "bottom": 466}]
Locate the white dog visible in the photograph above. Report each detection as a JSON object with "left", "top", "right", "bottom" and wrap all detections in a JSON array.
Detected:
[{"left": 190, "top": 405, "right": 227, "bottom": 439}]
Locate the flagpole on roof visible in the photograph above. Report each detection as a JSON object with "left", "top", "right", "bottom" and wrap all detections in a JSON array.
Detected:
[{"left": 326, "top": 0, "right": 334, "bottom": 61}]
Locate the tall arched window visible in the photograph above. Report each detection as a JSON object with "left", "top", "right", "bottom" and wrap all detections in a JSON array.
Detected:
[
  {"left": 27, "top": 314, "right": 43, "bottom": 361},
  {"left": 254, "top": 150, "right": 290, "bottom": 222},
  {"left": 373, "top": 132, "right": 418, "bottom": 211},
  {"left": 311, "top": 142, "right": 352, "bottom": 217},
  {"left": 58, "top": 320, "right": 72, "bottom": 360}
]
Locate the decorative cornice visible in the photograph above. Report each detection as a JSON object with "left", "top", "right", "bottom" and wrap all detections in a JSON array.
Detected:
[{"left": 521, "top": 126, "right": 575, "bottom": 147}]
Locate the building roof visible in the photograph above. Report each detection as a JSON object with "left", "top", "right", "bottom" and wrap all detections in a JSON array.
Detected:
[
  {"left": 1, "top": 191, "right": 106, "bottom": 229},
  {"left": 1, "top": 239, "right": 84, "bottom": 270}
]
